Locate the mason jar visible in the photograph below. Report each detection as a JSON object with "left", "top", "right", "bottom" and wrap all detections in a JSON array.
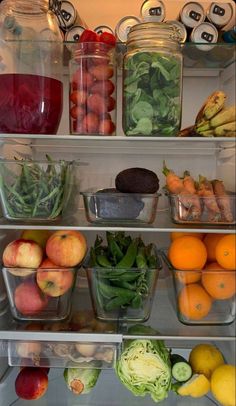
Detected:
[
  {"left": 0, "top": 0, "right": 63, "bottom": 135},
  {"left": 69, "top": 42, "right": 116, "bottom": 136},
  {"left": 123, "top": 23, "right": 183, "bottom": 137}
]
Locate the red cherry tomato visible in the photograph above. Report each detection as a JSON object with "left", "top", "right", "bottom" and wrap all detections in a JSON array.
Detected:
[
  {"left": 79, "top": 29, "right": 100, "bottom": 43},
  {"left": 99, "top": 119, "right": 116, "bottom": 135},
  {"left": 99, "top": 32, "right": 116, "bottom": 47},
  {"left": 83, "top": 112, "right": 99, "bottom": 133}
]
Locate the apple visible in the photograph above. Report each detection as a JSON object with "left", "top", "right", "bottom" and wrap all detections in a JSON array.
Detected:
[
  {"left": 3, "top": 239, "right": 43, "bottom": 276},
  {"left": 21, "top": 230, "right": 51, "bottom": 249},
  {"left": 15, "top": 367, "right": 48, "bottom": 400},
  {"left": 14, "top": 281, "right": 49, "bottom": 315},
  {"left": 46, "top": 230, "right": 87, "bottom": 267},
  {"left": 36, "top": 258, "right": 74, "bottom": 297}
]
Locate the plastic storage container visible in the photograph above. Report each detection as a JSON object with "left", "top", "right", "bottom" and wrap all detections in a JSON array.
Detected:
[
  {"left": 85, "top": 252, "right": 162, "bottom": 322},
  {"left": 0, "top": 0, "right": 63, "bottom": 134},
  {"left": 0, "top": 158, "right": 79, "bottom": 222},
  {"left": 81, "top": 189, "right": 160, "bottom": 224},
  {"left": 69, "top": 42, "right": 116, "bottom": 135},
  {"left": 162, "top": 252, "right": 236, "bottom": 326},
  {"left": 122, "top": 22, "right": 183, "bottom": 136},
  {"left": 2, "top": 266, "right": 78, "bottom": 321},
  {"left": 166, "top": 191, "right": 236, "bottom": 225}
]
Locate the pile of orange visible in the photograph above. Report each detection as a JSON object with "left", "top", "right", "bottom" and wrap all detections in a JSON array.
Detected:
[{"left": 168, "top": 232, "right": 236, "bottom": 321}]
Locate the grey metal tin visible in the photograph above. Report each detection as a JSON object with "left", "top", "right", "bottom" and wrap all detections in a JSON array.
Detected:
[{"left": 179, "top": 1, "right": 206, "bottom": 29}]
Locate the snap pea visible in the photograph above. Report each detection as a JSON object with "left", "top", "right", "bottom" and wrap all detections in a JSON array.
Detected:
[
  {"left": 105, "top": 295, "right": 135, "bottom": 312},
  {"left": 97, "top": 255, "right": 112, "bottom": 268},
  {"left": 115, "top": 239, "right": 138, "bottom": 269},
  {"left": 136, "top": 246, "right": 148, "bottom": 269}
]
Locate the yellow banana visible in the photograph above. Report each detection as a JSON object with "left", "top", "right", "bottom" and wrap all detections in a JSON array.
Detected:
[
  {"left": 195, "top": 91, "right": 226, "bottom": 124},
  {"left": 196, "top": 120, "right": 211, "bottom": 132},
  {"left": 214, "top": 121, "right": 236, "bottom": 137},
  {"left": 197, "top": 130, "right": 214, "bottom": 137},
  {"left": 210, "top": 106, "right": 236, "bottom": 128}
]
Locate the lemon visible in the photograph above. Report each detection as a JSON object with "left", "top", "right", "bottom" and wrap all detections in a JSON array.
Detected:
[
  {"left": 189, "top": 343, "right": 225, "bottom": 378},
  {"left": 177, "top": 374, "right": 210, "bottom": 398},
  {"left": 211, "top": 364, "right": 236, "bottom": 406}
]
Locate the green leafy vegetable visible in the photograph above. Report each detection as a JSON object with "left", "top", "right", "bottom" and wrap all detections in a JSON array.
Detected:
[
  {"left": 116, "top": 334, "right": 171, "bottom": 402},
  {"left": 64, "top": 362, "right": 101, "bottom": 395}
]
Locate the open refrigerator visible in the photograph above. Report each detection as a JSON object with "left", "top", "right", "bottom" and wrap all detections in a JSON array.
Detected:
[{"left": 0, "top": 0, "right": 235, "bottom": 405}]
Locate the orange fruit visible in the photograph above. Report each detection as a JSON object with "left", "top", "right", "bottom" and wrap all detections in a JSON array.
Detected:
[
  {"left": 170, "top": 232, "right": 204, "bottom": 242},
  {"left": 215, "top": 235, "right": 236, "bottom": 270},
  {"left": 168, "top": 236, "right": 207, "bottom": 271},
  {"left": 203, "top": 233, "right": 227, "bottom": 262},
  {"left": 175, "top": 270, "right": 201, "bottom": 285},
  {"left": 202, "top": 262, "right": 236, "bottom": 300},
  {"left": 178, "top": 283, "right": 212, "bottom": 320}
]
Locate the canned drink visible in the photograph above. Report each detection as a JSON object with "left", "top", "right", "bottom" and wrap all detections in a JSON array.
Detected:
[
  {"left": 222, "top": 26, "right": 236, "bottom": 43},
  {"left": 140, "top": 0, "right": 166, "bottom": 22},
  {"left": 55, "top": 1, "right": 77, "bottom": 30},
  {"left": 190, "top": 22, "right": 219, "bottom": 51},
  {"left": 206, "top": 2, "right": 234, "bottom": 28},
  {"left": 65, "top": 25, "right": 85, "bottom": 51},
  {"left": 179, "top": 2, "right": 206, "bottom": 29},
  {"left": 94, "top": 25, "right": 114, "bottom": 35},
  {"left": 115, "top": 15, "right": 141, "bottom": 43},
  {"left": 165, "top": 20, "right": 187, "bottom": 43}
]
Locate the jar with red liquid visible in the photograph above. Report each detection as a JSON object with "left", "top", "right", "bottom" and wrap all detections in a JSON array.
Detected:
[
  {"left": 69, "top": 42, "right": 116, "bottom": 136},
  {"left": 0, "top": 0, "right": 63, "bottom": 135}
]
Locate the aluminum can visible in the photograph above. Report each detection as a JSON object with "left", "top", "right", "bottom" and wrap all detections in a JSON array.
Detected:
[
  {"left": 94, "top": 25, "right": 114, "bottom": 35},
  {"left": 190, "top": 22, "right": 219, "bottom": 50},
  {"left": 179, "top": 2, "right": 206, "bottom": 29},
  {"left": 140, "top": 0, "right": 166, "bottom": 22},
  {"left": 222, "top": 26, "right": 236, "bottom": 43},
  {"left": 165, "top": 20, "right": 187, "bottom": 43},
  {"left": 55, "top": 0, "right": 77, "bottom": 29},
  {"left": 206, "top": 2, "right": 234, "bottom": 28},
  {"left": 115, "top": 15, "right": 141, "bottom": 43},
  {"left": 65, "top": 25, "right": 85, "bottom": 51}
]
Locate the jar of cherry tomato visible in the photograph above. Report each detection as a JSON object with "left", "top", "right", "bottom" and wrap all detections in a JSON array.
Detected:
[
  {"left": 69, "top": 42, "right": 116, "bottom": 136},
  {"left": 123, "top": 22, "right": 183, "bottom": 137},
  {"left": 0, "top": 0, "right": 63, "bottom": 135}
]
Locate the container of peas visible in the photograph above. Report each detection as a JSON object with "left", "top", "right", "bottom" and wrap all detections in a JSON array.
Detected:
[
  {"left": 84, "top": 232, "right": 162, "bottom": 322},
  {"left": 0, "top": 156, "right": 79, "bottom": 222}
]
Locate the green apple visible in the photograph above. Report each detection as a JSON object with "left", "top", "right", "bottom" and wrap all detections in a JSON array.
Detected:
[{"left": 21, "top": 230, "right": 51, "bottom": 249}]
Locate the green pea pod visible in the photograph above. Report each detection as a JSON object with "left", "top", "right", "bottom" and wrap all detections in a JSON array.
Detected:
[
  {"left": 105, "top": 295, "right": 133, "bottom": 311},
  {"left": 97, "top": 255, "right": 112, "bottom": 268},
  {"left": 107, "top": 233, "right": 123, "bottom": 264},
  {"left": 115, "top": 239, "right": 138, "bottom": 269},
  {"left": 136, "top": 246, "right": 148, "bottom": 269},
  {"left": 112, "top": 280, "right": 136, "bottom": 291},
  {"left": 99, "top": 281, "right": 135, "bottom": 300},
  {"left": 131, "top": 294, "right": 143, "bottom": 309}
]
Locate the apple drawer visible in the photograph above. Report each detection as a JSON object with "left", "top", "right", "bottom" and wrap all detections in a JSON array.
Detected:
[
  {"left": 8, "top": 339, "right": 118, "bottom": 369},
  {"left": 2, "top": 266, "right": 78, "bottom": 322}
]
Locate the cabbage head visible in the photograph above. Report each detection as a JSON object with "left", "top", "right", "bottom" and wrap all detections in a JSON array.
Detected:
[{"left": 64, "top": 362, "right": 101, "bottom": 395}]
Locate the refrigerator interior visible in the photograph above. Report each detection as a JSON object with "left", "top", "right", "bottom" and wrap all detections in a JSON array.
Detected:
[{"left": 0, "top": 1, "right": 235, "bottom": 405}]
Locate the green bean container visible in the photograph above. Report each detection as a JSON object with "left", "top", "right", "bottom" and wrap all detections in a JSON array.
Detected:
[
  {"left": 85, "top": 257, "right": 162, "bottom": 322},
  {"left": 122, "top": 22, "right": 183, "bottom": 137},
  {"left": 0, "top": 159, "right": 79, "bottom": 222}
]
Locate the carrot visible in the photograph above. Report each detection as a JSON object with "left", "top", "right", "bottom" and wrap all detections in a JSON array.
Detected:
[
  {"left": 183, "top": 171, "right": 197, "bottom": 194},
  {"left": 162, "top": 161, "right": 184, "bottom": 194},
  {"left": 198, "top": 175, "right": 221, "bottom": 221},
  {"left": 182, "top": 171, "right": 202, "bottom": 220},
  {"left": 212, "top": 180, "right": 233, "bottom": 222}
]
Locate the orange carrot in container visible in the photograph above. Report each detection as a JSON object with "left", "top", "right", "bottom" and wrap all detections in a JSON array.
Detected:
[
  {"left": 198, "top": 175, "right": 221, "bottom": 221},
  {"left": 182, "top": 171, "right": 202, "bottom": 220},
  {"left": 212, "top": 180, "right": 233, "bottom": 222},
  {"left": 162, "top": 161, "right": 184, "bottom": 194}
]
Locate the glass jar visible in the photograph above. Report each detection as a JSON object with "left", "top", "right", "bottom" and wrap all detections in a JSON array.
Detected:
[
  {"left": 69, "top": 42, "right": 116, "bottom": 136},
  {"left": 123, "top": 22, "right": 183, "bottom": 137},
  {"left": 0, "top": 0, "right": 63, "bottom": 134}
]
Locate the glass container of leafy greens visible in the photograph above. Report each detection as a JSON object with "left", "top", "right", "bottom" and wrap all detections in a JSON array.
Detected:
[
  {"left": 84, "top": 232, "right": 162, "bottom": 322},
  {"left": 0, "top": 156, "right": 79, "bottom": 222},
  {"left": 123, "top": 22, "right": 183, "bottom": 137}
]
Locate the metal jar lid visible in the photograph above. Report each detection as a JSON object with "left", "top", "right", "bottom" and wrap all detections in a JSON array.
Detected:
[
  {"left": 115, "top": 15, "right": 141, "bottom": 42},
  {"left": 180, "top": 2, "right": 206, "bottom": 29},
  {"left": 190, "top": 22, "right": 219, "bottom": 51},
  {"left": 207, "top": 2, "right": 234, "bottom": 28},
  {"left": 140, "top": 0, "right": 166, "bottom": 22},
  {"left": 165, "top": 20, "right": 187, "bottom": 43},
  {"left": 94, "top": 25, "right": 114, "bottom": 35}
]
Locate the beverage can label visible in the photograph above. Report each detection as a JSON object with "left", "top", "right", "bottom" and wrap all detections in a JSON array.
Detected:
[
  {"left": 115, "top": 15, "right": 141, "bottom": 42},
  {"left": 179, "top": 2, "right": 206, "bottom": 29},
  {"left": 140, "top": 0, "right": 166, "bottom": 22}
]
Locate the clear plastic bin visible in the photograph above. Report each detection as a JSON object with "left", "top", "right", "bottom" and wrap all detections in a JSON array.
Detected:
[
  {"left": 81, "top": 189, "right": 160, "bottom": 224},
  {"left": 0, "top": 159, "right": 79, "bottom": 222},
  {"left": 161, "top": 251, "right": 236, "bottom": 326},
  {"left": 2, "top": 266, "right": 78, "bottom": 321}
]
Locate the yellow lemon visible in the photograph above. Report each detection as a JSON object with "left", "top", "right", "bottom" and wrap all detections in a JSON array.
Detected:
[
  {"left": 177, "top": 374, "right": 210, "bottom": 398},
  {"left": 189, "top": 343, "right": 225, "bottom": 379},
  {"left": 211, "top": 364, "right": 236, "bottom": 406}
]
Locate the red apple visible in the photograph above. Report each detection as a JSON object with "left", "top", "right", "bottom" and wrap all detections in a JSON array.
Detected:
[
  {"left": 3, "top": 239, "right": 43, "bottom": 276},
  {"left": 15, "top": 367, "right": 48, "bottom": 400},
  {"left": 36, "top": 258, "right": 74, "bottom": 297},
  {"left": 46, "top": 230, "right": 87, "bottom": 267},
  {"left": 14, "top": 281, "right": 49, "bottom": 315}
]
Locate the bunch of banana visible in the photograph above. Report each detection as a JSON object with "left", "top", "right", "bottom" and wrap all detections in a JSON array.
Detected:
[{"left": 195, "top": 91, "right": 236, "bottom": 137}]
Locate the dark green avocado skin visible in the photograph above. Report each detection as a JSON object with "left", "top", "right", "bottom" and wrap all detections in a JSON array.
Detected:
[{"left": 115, "top": 168, "right": 159, "bottom": 194}]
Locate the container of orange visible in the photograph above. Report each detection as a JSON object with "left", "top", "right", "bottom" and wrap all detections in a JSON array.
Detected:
[{"left": 161, "top": 234, "right": 236, "bottom": 325}]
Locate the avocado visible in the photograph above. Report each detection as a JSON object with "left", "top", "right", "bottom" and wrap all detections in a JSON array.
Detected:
[{"left": 115, "top": 167, "right": 159, "bottom": 194}]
